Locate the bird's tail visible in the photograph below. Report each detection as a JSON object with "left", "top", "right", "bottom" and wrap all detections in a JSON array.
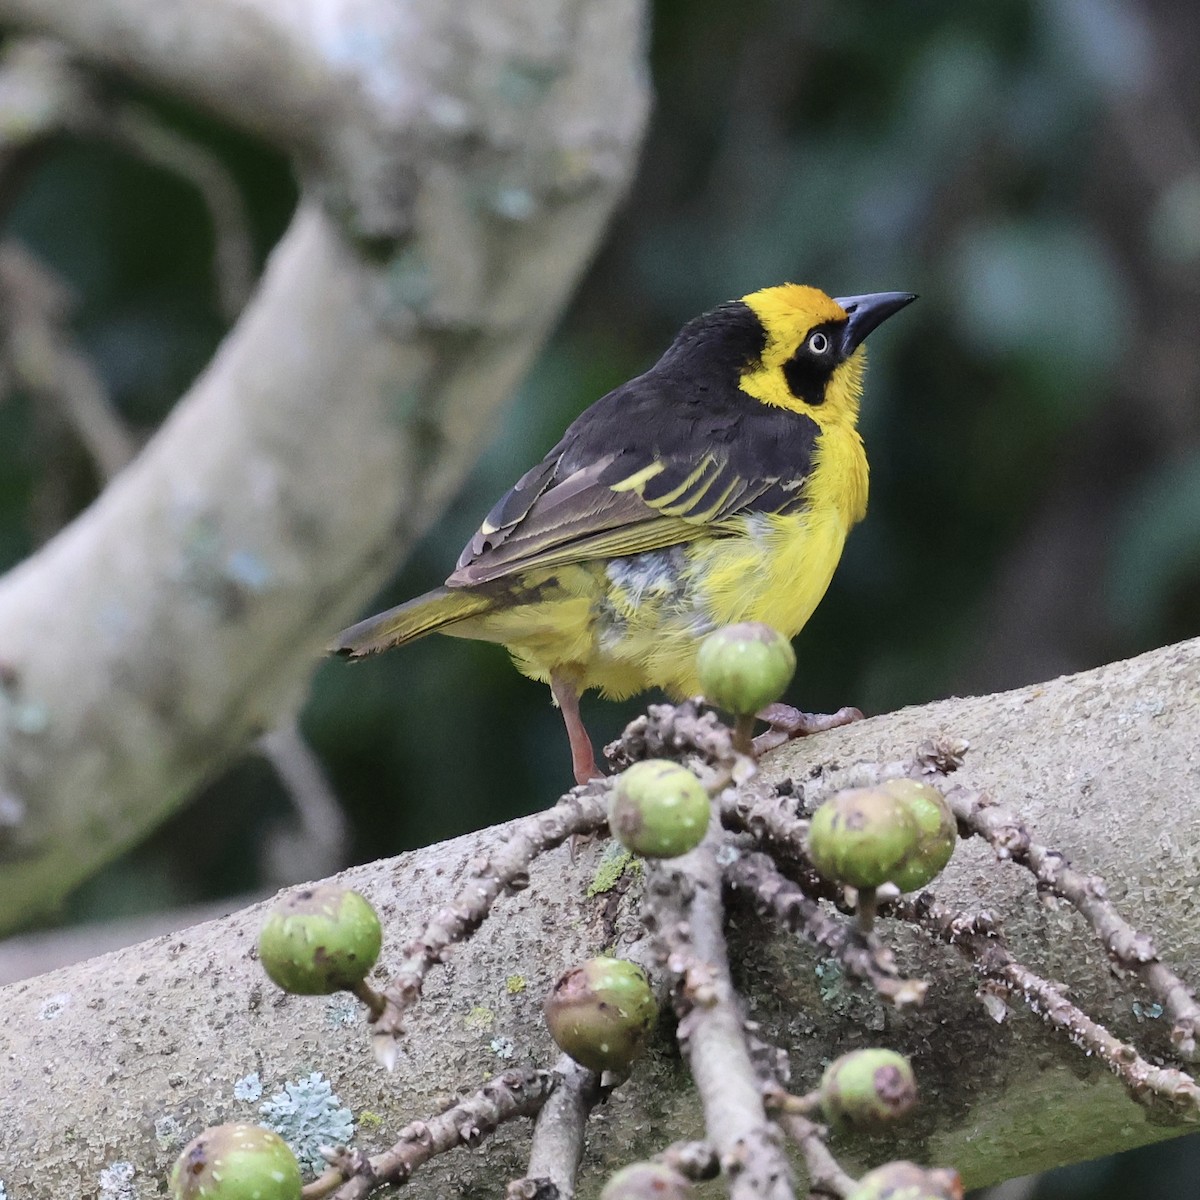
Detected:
[{"left": 330, "top": 586, "right": 493, "bottom": 659}]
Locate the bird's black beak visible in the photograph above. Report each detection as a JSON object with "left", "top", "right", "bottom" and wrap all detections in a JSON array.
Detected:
[{"left": 835, "top": 291, "right": 917, "bottom": 354}]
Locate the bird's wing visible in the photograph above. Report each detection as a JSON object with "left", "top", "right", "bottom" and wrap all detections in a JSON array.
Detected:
[{"left": 447, "top": 381, "right": 818, "bottom": 588}]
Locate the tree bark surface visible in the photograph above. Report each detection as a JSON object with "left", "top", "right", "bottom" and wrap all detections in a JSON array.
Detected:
[{"left": 1, "top": 638, "right": 1197, "bottom": 1195}]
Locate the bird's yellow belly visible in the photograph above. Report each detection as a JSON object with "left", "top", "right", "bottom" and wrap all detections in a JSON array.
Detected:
[
  {"left": 454, "top": 511, "right": 849, "bottom": 702},
  {"left": 691, "top": 511, "right": 848, "bottom": 638}
]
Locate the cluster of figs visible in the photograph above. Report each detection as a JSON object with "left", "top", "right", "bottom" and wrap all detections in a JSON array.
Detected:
[{"left": 169, "top": 624, "right": 959, "bottom": 1200}]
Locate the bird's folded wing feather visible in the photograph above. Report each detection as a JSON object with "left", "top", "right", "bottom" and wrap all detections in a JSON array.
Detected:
[{"left": 447, "top": 435, "right": 812, "bottom": 589}]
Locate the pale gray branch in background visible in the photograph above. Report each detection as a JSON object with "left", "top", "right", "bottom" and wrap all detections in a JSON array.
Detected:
[
  {"left": 0, "top": 0, "right": 343, "bottom": 167},
  {"left": 0, "top": 0, "right": 650, "bottom": 933},
  {"left": 0, "top": 242, "right": 138, "bottom": 481}
]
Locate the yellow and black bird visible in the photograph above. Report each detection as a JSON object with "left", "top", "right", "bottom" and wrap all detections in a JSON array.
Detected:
[{"left": 332, "top": 284, "right": 915, "bottom": 784}]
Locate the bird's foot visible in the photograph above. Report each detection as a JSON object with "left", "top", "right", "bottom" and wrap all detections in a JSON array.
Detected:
[
  {"left": 570, "top": 751, "right": 604, "bottom": 789},
  {"left": 751, "top": 702, "right": 864, "bottom": 756}
]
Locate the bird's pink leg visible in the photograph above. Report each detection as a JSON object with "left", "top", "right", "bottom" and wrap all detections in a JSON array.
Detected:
[{"left": 550, "top": 671, "right": 602, "bottom": 785}]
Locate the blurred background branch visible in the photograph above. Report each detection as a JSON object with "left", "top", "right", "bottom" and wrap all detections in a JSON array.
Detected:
[
  {"left": 0, "top": 240, "right": 136, "bottom": 484},
  {"left": 0, "top": 2, "right": 650, "bottom": 934}
]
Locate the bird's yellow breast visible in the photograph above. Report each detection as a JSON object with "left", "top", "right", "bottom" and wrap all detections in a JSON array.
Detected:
[{"left": 694, "top": 420, "right": 866, "bottom": 615}]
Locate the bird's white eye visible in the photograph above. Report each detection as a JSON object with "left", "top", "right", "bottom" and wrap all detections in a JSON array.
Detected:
[{"left": 807, "top": 331, "right": 830, "bottom": 354}]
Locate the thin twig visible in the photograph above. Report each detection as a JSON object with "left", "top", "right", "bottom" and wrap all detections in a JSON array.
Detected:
[
  {"left": 763, "top": 1089, "right": 822, "bottom": 1118},
  {"left": 899, "top": 896, "right": 1200, "bottom": 1119},
  {"left": 0, "top": 242, "right": 137, "bottom": 481},
  {"left": 733, "top": 712, "right": 756, "bottom": 755},
  {"left": 718, "top": 777, "right": 849, "bottom": 912},
  {"left": 719, "top": 778, "right": 809, "bottom": 852},
  {"left": 808, "top": 737, "right": 1200, "bottom": 1062},
  {"left": 724, "top": 850, "right": 928, "bottom": 1007},
  {"left": 375, "top": 783, "right": 610, "bottom": 1043},
  {"left": 946, "top": 785, "right": 1200, "bottom": 1061},
  {"left": 774, "top": 1109, "right": 857, "bottom": 1200},
  {"left": 300, "top": 1067, "right": 557, "bottom": 1200},
  {"left": 506, "top": 1055, "right": 600, "bottom": 1200},
  {"left": 644, "top": 818, "right": 796, "bottom": 1200},
  {"left": 100, "top": 105, "right": 256, "bottom": 320},
  {"left": 374, "top": 699, "right": 740, "bottom": 1052},
  {"left": 758, "top": 1043, "right": 857, "bottom": 1198},
  {"left": 654, "top": 1140, "right": 721, "bottom": 1181},
  {"left": 606, "top": 699, "right": 755, "bottom": 781}
]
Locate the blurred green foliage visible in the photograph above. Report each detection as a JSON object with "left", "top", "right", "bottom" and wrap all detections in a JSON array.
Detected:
[{"left": 3, "top": 3, "right": 1200, "bottom": 1189}]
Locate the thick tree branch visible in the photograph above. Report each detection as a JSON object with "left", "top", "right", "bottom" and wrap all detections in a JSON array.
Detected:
[
  {"left": 2, "top": 639, "right": 1199, "bottom": 1196},
  {"left": 0, "top": 0, "right": 642, "bottom": 238},
  {"left": 0, "top": 0, "right": 650, "bottom": 933},
  {"left": 0, "top": 0, "right": 336, "bottom": 146}
]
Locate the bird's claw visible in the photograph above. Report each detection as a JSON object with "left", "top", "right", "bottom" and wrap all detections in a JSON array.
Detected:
[{"left": 751, "top": 703, "right": 864, "bottom": 755}]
